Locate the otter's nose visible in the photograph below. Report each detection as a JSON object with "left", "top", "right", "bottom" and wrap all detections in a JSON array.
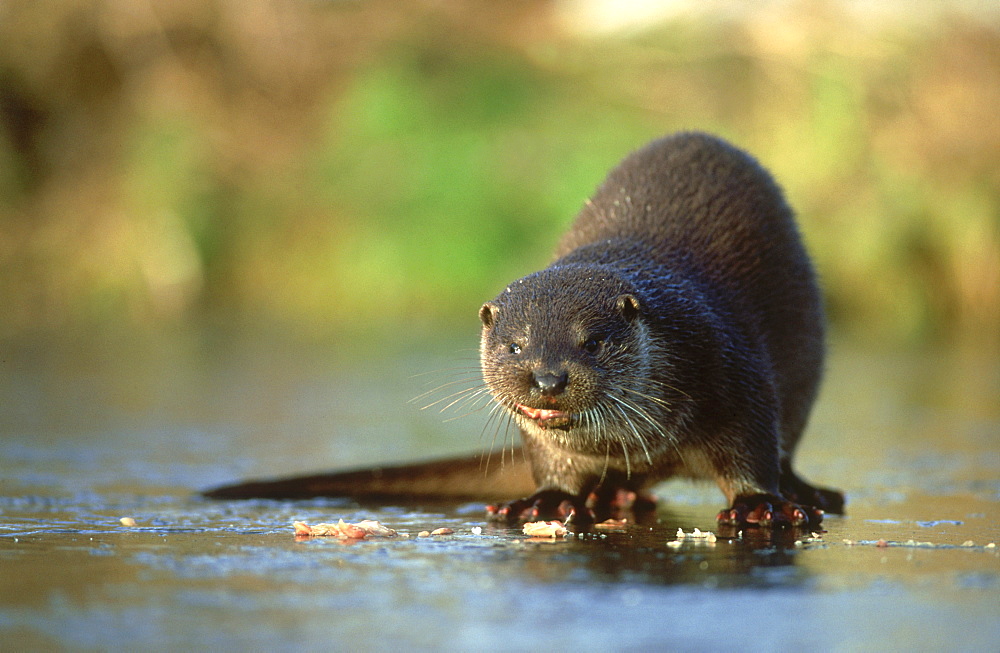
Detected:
[{"left": 532, "top": 371, "right": 568, "bottom": 397}]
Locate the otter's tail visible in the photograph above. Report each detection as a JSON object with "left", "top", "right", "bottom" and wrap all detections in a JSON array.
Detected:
[{"left": 202, "top": 450, "right": 534, "bottom": 502}]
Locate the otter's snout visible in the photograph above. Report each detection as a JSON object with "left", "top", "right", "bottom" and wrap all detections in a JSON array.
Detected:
[{"left": 532, "top": 370, "right": 568, "bottom": 397}]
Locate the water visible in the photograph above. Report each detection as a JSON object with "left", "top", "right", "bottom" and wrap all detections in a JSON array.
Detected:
[{"left": 1, "top": 332, "right": 998, "bottom": 651}]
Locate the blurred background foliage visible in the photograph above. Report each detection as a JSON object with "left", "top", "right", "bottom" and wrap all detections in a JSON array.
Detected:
[{"left": 1, "top": 0, "right": 998, "bottom": 350}]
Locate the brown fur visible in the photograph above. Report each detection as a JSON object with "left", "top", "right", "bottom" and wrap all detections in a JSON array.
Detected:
[{"left": 479, "top": 132, "right": 841, "bottom": 525}]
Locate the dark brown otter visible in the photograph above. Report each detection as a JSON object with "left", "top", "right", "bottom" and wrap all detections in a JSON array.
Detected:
[
  {"left": 204, "top": 132, "right": 844, "bottom": 528},
  {"left": 477, "top": 132, "right": 843, "bottom": 527}
]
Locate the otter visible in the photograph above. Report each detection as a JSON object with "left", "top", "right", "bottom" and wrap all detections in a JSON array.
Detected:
[{"left": 205, "top": 132, "right": 844, "bottom": 528}]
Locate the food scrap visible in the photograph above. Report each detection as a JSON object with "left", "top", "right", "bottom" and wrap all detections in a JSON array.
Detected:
[
  {"left": 593, "top": 518, "right": 629, "bottom": 532},
  {"left": 293, "top": 519, "right": 397, "bottom": 539},
  {"left": 418, "top": 527, "right": 455, "bottom": 537},
  {"left": 523, "top": 520, "right": 568, "bottom": 538},
  {"left": 667, "top": 527, "right": 718, "bottom": 548}
]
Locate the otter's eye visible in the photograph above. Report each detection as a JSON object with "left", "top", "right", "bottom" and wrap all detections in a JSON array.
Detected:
[
  {"left": 582, "top": 337, "right": 604, "bottom": 355},
  {"left": 508, "top": 343, "right": 522, "bottom": 355}
]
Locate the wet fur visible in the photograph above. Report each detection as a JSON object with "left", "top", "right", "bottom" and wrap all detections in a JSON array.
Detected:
[{"left": 480, "top": 132, "right": 841, "bottom": 523}]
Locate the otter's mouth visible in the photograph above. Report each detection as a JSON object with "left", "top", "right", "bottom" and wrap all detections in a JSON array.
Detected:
[{"left": 515, "top": 403, "right": 574, "bottom": 430}]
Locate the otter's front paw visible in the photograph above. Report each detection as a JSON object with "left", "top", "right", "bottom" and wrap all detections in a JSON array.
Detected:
[
  {"left": 486, "top": 490, "right": 592, "bottom": 525},
  {"left": 716, "top": 494, "right": 822, "bottom": 528}
]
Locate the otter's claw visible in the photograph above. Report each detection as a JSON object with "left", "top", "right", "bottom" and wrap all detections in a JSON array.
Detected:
[
  {"left": 717, "top": 494, "right": 822, "bottom": 528},
  {"left": 487, "top": 490, "right": 592, "bottom": 525}
]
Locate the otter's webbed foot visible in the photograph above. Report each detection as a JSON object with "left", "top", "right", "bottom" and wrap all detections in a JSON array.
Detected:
[
  {"left": 716, "top": 494, "right": 822, "bottom": 528},
  {"left": 486, "top": 486, "right": 659, "bottom": 526},
  {"left": 486, "top": 490, "right": 592, "bottom": 525}
]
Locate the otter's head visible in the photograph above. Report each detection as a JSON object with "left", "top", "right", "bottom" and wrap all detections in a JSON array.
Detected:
[{"left": 479, "top": 265, "right": 662, "bottom": 451}]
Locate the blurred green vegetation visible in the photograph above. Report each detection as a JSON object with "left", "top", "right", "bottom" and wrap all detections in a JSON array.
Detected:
[{"left": 0, "top": 1, "right": 997, "bottom": 348}]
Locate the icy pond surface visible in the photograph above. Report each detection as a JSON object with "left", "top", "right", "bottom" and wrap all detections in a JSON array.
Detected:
[{"left": 1, "top": 333, "right": 998, "bottom": 651}]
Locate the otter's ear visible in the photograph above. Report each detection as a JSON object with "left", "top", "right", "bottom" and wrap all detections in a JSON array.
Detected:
[
  {"left": 479, "top": 302, "right": 498, "bottom": 329},
  {"left": 616, "top": 294, "right": 640, "bottom": 322}
]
